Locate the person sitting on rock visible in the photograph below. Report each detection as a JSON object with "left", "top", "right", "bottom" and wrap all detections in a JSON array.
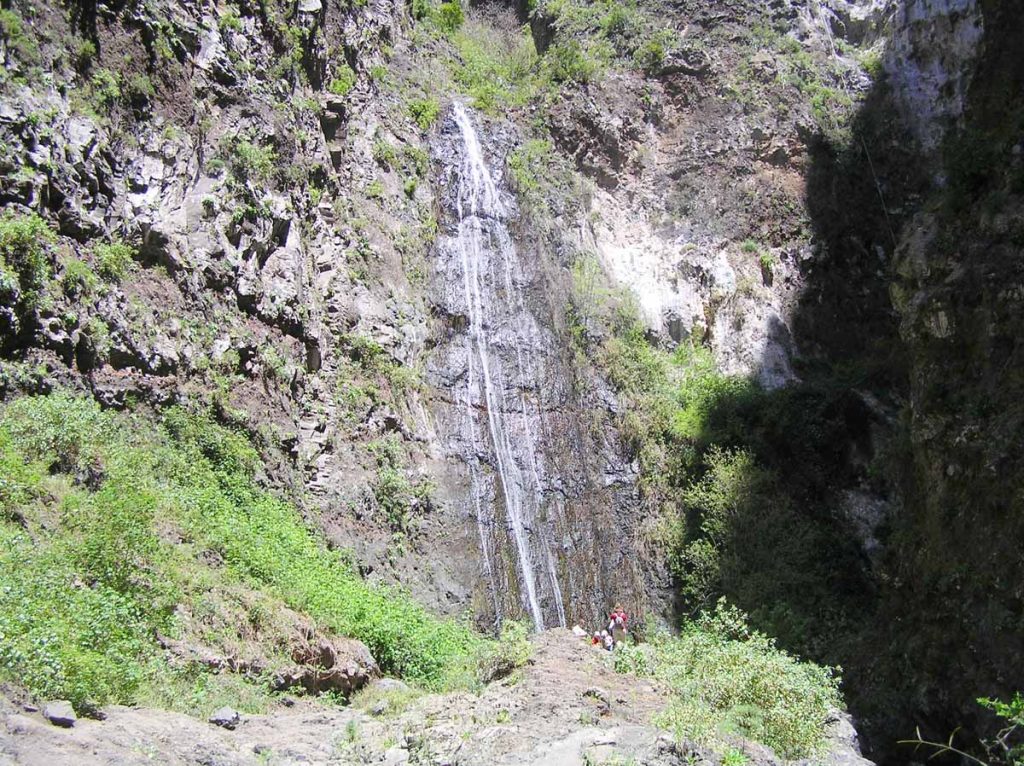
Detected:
[
  {"left": 601, "top": 630, "right": 614, "bottom": 651},
  {"left": 591, "top": 631, "right": 602, "bottom": 647}
]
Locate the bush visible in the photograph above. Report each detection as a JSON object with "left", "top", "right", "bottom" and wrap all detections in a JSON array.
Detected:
[
  {"left": 0, "top": 9, "right": 40, "bottom": 66},
  {"left": 411, "top": 0, "right": 431, "bottom": 21},
  {"left": 327, "top": 65, "right": 357, "bottom": 97},
  {"left": 507, "top": 139, "right": 553, "bottom": 198},
  {"left": 218, "top": 8, "right": 243, "bottom": 33},
  {"left": 94, "top": 242, "right": 135, "bottom": 282},
  {"left": 435, "top": 1, "right": 464, "bottom": 33},
  {"left": 126, "top": 73, "right": 155, "bottom": 106},
  {"left": 76, "top": 39, "right": 97, "bottom": 70},
  {"left": 622, "top": 600, "right": 843, "bottom": 758},
  {"left": 61, "top": 257, "right": 99, "bottom": 297},
  {"left": 632, "top": 38, "right": 665, "bottom": 73},
  {"left": 0, "top": 211, "right": 54, "bottom": 297},
  {"left": 90, "top": 68, "right": 121, "bottom": 106},
  {"left": 476, "top": 621, "right": 532, "bottom": 682},
  {"left": 224, "top": 139, "right": 276, "bottom": 185},
  {"left": 547, "top": 40, "right": 598, "bottom": 83},
  {"left": 408, "top": 97, "right": 441, "bottom": 130}
]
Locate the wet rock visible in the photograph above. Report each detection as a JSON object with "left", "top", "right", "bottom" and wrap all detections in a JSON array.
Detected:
[
  {"left": 208, "top": 706, "right": 240, "bottom": 730},
  {"left": 42, "top": 701, "right": 76, "bottom": 728}
]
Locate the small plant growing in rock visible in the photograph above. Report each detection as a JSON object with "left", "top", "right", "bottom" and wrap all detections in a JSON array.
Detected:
[
  {"left": 547, "top": 40, "right": 599, "bottom": 84},
  {"left": 408, "top": 97, "right": 440, "bottom": 130},
  {"left": 372, "top": 138, "right": 398, "bottom": 169},
  {"left": 0, "top": 9, "right": 41, "bottom": 67},
  {"left": 84, "top": 316, "right": 111, "bottom": 359},
  {"left": 218, "top": 8, "right": 242, "bottom": 33},
  {"left": 435, "top": 0, "right": 464, "bottom": 33},
  {"left": 740, "top": 238, "right": 759, "bottom": 253},
  {"left": 224, "top": 138, "right": 276, "bottom": 185},
  {"left": 61, "top": 257, "right": 99, "bottom": 298},
  {"left": 201, "top": 195, "right": 217, "bottom": 216},
  {"left": 411, "top": 0, "right": 431, "bottom": 20},
  {"left": 94, "top": 242, "right": 136, "bottom": 282},
  {"left": 327, "top": 65, "right": 357, "bottom": 97},
  {"left": 758, "top": 251, "right": 776, "bottom": 272},
  {"left": 90, "top": 68, "right": 122, "bottom": 107},
  {"left": 722, "top": 749, "right": 749, "bottom": 766},
  {"left": 126, "top": 73, "right": 155, "bottom": 107},
  {"left": 75, "top": 39, "right": 97, "bottom": 70},
  {"left": 0, "top": 211, "right": 54, "bottom": 299},
  {"left": 365, "top": 179, "right": 385, "bottom": 199}
]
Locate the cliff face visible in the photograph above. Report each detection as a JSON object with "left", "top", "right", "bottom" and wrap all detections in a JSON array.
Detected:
[
  {"left": 868, "top": 0, "right": 1024, "bottom": 753},
  {"left": 1, "top": 0, "right": 1022, "bottom": 761},
  {"left": 0, "top": 0, "right": 658, "bottom": 632}
]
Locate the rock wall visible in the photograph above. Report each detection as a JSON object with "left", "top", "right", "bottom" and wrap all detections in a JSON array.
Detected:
[
  {"left": 0, "top": 0, "right": 663, "bottom": 631},
  {"left": 864, "top": 0, "right": 1024, "bottom": 755}
]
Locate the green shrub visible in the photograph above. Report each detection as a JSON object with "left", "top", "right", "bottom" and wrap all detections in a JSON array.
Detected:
[
  {"left": 600, "top": 4, "right": 641, "bottom": 51},
  {"left": 476, "top": 621, "right": 532, "bottom": 682},
  {"left": 408, "top": 97, "right": 441, "bottom": 130},
  {"left": 0, "top": 9, "right": 40, "bottom": 66},
  {"left": 126, "top": 73, "right": 155, "bottom": 105},
  {"left": 94, "top": 242, "right": 135, "bottom": 282},
  {"left": 327, "top": 65, "right": 357, "bottom": 97},
  {"left": 632, "top": 38, "right": 665, "bottom": 73},
  {"left": 547, "top": 40, "right": 598, "bottom": 83},
  {"left": 622, "top": 600, "right": 842, "bottom": 758},
  {"left": 61, "top": 257, "right": 99, "bottom": 297},
  {"left": 372, "top": 138, "right": 398, "bottom": 169},
  {"left": 368, "top": 436, "right": 433, "bottom": 536},
  {"left": 224, "top": 138, "right": 276, "bottom": 185},
  {"left": 218, "top": 8, "right": 243, "bottom": 33},
  {"left": 435, "top": 1, "right": 464, "bottom": 33},
  {"left": 0, "top": 210, "right": 54, "bottom": 297},
  {"left": 411, "top": 0, "right": 432, "bottom": 21},
  {"left": 507, "top": 139, "right": 552, "bottom": 198},
  {"left": 448, "top": 19, "right": 541, "bottom": 112},
  {"left": 90, "top": 68, "right": 122, "bottom": 106},
  {"left": 76, "top": 39, "right": 97, "bottom": 70}
]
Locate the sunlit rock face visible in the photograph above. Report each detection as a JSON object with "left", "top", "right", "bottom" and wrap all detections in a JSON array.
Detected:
[{"left": 887, "top": 0, "right": 984, "bottom": 154}]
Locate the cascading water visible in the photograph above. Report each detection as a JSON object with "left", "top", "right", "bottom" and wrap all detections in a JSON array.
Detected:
[{"left": 442, "top": 102, "right": 566, "bottom": 631}]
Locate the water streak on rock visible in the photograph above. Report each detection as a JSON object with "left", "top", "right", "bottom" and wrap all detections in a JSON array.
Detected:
[{"left": 448, "top": 102, "right": 565, "bottom": 630}]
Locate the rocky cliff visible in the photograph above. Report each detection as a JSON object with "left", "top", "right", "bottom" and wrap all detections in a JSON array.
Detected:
[{"left": 0, "top": 0, "right": 1021, "bottom": 763}]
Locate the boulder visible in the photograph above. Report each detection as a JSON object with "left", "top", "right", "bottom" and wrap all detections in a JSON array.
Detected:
[
  {"left": 272, "top": 636, "right": 379, "bottom": 695},
  {"left": 42, "top": 700, "right": 76, "bottom": 728},
  {"left": 208, "top": 706, "right": 240, "bottom": 730},
  {"left": 371, "top": 678, "right": 411, "bottom": 694}
]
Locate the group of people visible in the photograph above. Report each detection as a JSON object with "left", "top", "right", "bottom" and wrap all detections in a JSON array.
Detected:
[{"left": 590, "top": 604, "right": 629, "bottom": 651}]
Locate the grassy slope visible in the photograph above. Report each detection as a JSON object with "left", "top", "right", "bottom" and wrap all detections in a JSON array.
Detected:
[{"left": 0, "top": 393, "right": 485, "bottom": 715}]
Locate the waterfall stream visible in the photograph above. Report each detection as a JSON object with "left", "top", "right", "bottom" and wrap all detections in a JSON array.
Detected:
[{"left": 446, "top": 103, "right": 564, "bottom": 631}]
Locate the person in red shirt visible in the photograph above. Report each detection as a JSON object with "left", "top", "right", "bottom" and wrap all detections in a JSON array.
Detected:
[{"left": 608, "top": 604, "right": 628, "bottom": 647}]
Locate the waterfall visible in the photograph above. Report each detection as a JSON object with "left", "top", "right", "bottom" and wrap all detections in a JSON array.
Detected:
[{"left": 446, "top": 102, "right": 566, "bottom": 631}]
